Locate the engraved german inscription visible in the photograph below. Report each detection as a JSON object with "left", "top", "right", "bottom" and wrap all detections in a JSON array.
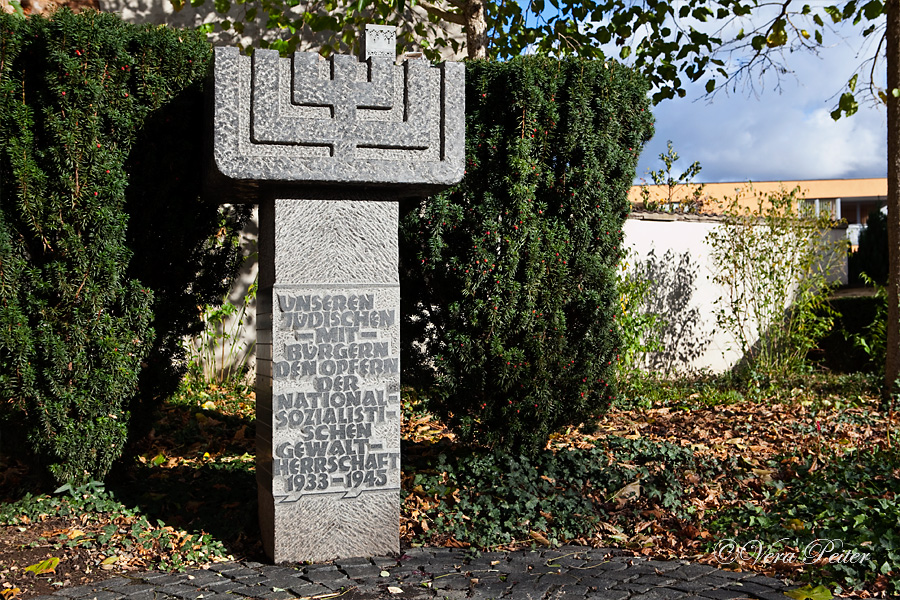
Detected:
[{"left": 272, "top": 292, "right": 399, "bottom": 501}]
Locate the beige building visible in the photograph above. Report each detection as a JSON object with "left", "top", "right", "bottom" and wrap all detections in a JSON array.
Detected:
[
  {"left": 629, "top": 177, "right": 887, "bottom": 224},
  {"left": 629, "top": 177, "right": 887, "bottom": 249}
]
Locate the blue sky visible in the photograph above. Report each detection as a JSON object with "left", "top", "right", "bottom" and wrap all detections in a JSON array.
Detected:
[{"left": 635, "top": 37, "right": 888, "bottom": 184}]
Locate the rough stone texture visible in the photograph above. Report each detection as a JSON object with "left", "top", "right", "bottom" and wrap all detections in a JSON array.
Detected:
[
  {"left": 257, "top": 197, "right": 401, "bottom": 563},
  {"left": 209, "top": 46, "right": 464, "bottom": 199}
]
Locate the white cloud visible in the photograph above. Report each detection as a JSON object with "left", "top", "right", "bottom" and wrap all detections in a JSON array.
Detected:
[{"left": 634, "top": 18, "right": 888, "bottom": 183}]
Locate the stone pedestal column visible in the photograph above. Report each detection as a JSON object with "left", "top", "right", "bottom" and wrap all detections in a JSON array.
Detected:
[
  {"left": 207, "top": 24, "right": 463, "bottom": 563},
  {"left": 256, "top": 198, "right": 401, "bottom": 561}
]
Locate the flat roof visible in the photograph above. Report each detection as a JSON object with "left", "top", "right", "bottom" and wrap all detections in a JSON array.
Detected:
[{"left": 628, "top": 177, "right": 887, "bottom": 206}]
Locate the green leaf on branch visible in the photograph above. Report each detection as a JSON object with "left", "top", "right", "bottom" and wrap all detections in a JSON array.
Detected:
[
  {"left": 766, "top": 19, "right": 788, "bottom": 47},
  {"left": 861, "top": 0, "right": 884, "bottom": 19},
  {"left": 831, "top": 92, "right": 859, "bottom": 120}
]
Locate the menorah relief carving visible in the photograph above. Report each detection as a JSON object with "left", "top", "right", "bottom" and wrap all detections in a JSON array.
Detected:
[{"left": 211, "top": 46, "right": 463, "bottom": 192}]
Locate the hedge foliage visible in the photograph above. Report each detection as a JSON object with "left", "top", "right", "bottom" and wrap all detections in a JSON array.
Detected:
[
  {"left": 0, "top": 10, "right": 248, "bottom": 485},
  {"left": 399, "top": 57, "right": 654, "bottom": 452}
]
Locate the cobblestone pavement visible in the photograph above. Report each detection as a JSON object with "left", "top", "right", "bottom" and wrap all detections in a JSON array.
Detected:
[{"left": 33, "top": 546, "right": 850, "bottom": 600}]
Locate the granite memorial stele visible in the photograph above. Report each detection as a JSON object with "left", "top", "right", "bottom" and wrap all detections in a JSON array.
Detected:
[{"left": 206, "top": 25, "right": 464, "bottom": 563}]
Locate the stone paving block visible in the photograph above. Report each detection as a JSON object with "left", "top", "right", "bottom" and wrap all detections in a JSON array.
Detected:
[
  {"left": 52, "top": 585, "right": 98, "bottom": 598},
  {"left": 614, "top": 581, "right": 655, "bottom": 594},
  {"left": 548, "top": 586, "right": 590, "bottom": 598},
  {"left": 337, "top": 557, "right": 375, "bottom": 568},
  {"left": 78, "top": 592, "right": 123, "bottom": 600},
  {"left": 743, "top": 575, "right": 784, "bottom": 588},
  {"left": 253, "top": 589, "right": 298, "bottom": 600},
  {"left": 431, "top": 573, "right": 471, "bottom": 590},
  {"left": 289, "top": 582, "right": 335, "bottom": 597},
  {"left": 668, "top": 564, "right": 719, "bottom": 581},
  {"left": 544, "top": 555, "right": 589, "bottom": 569},
  {"left": 304, "top": 570, "right": 352, "bottom": 585},
  {"left": 373, "top": 556, "right": 401, "bottom": 569},
  {"left": 193, "top": 595, "right": 235, "bottom": 600},
  {"left": 207, "top": 563, "right": 244, "bottom": 574},
  {"left": 434, "top": 590, "right": 469, "bottom": 600},
  {"left": 710, "top": 570, "right": 752, "bottom": 580},
  {"left": 221, "top": 568, "right": 261, "bottom": 581},
  {"left": 138, "top": 574, "right": 183, "bottom": 585},
  {"left": 116, "top": 585, "right": 156, "bottom": 597},
  {"left": 425, "top": 547, "right": 469, "bottom": 560},
  {"left": 668, "top": 580, "right": 717, "bottom": 593},
  {"left": 263, "top": 577, "right": 308, "bottom": 590},
  {"left": 222, "top": 585, "right": 264, "bottom": 597},
  {"left": 698, "top": 589, "right": 755, "bottom": 600},
  {"left": 396, "top": 568, "right": 433, "bottom": 582},
  {"left": 257, "top": 565, "right": 302, "bottom": 579},
  {"left": 638, "top": 589, "right": 690, "bottom": 600},
  {"left": 29, "top": 596, "right": 58, "bottom": 600},
  {"left": 578, "top": 577, "right": 619, "bottom": 591},
  {"left": 510, "top": 578, "right": 556, "bottom": 599},
  {"left": 540, "top": 573, "right": 581, "bottom": 587},
  {"left": 585, "top": 590, "right": 630, "bottom": 600},
  {"left": 593, "top": 561, "right": 629, "bottom": 573},
  {"left": 630, "top": 575, "right": 678, "bottom": 587},
  {"left": 472, "top": 581, "right": 511, "bottom": 595},
  {"left": 526, "top": 564, "right": 565, "bottom": 576},
  {"left": 468, "top": 551, "right": 508, "bottom": 562},
  {"left": 184, "top": 572, "right": 227, "bottom": 587},
  {"left": 243, "top": 562, "right": 265, "bottom": 569},
  {"left": 341, "top": 563, "right": 382, "bottom": 579},
  {"left": 700, "top": 576, "right": 744, "bottom": 589},
  {"left": 643, "top": 560, "right": 684, "bottom": 572},
  {"left": 158, "top": 584, "right": 205, "bottom": 599},
  {"left": 203, "top": 579, "right": 250, "bottom": 593},
  {"left": 507, "top": 552, "right": 548, "bottom": 566},
  {"left": 469, "top": 591, "right": 507, "bottom": 600},
  {"left": 95, "top": 578, "right": 133, "bottom": 589},
  {"left": 119, "top": 591, "right": 154, "bottom": 600},
  {"left": 747, "top": 592, "right": 792, "bottom": 600},
  {"left": 723, "top": 581, "right": 777, "bottom": 595}
]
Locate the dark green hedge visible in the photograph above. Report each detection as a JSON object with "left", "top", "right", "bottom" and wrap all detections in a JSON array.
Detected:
[
  {"left": 399, "top": 57, "right": 653, "bottom": 452},
  {"left": 0, "top": 10, "right": 248, "bottom": 485}
]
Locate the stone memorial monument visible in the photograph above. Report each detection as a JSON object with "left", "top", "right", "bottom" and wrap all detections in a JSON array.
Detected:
[{"left": 207, "top": 26, "right": 464, "bottom": 563}]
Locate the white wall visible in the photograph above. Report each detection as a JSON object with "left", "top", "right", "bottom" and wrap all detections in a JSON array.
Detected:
[{"left": 623, "top": 213, "right": 848, "bottom": 374}]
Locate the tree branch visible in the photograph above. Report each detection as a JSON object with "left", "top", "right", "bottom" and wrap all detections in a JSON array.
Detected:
[{"left": 419, "top": 0, "right": 466, "bottom": 25}]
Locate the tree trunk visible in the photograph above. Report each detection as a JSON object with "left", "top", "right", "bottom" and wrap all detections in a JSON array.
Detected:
[
  {"left": 885, "top": 0, "right": 900, "bottom": 402},
  {"left": 465, "top": 0, "right": 487, "bottom": 59}
]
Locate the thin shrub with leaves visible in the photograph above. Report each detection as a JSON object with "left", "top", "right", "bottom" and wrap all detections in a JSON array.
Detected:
[
  {"left": 705, "top": 187, "right": 846, "bottom": 383},
  {"left": 187, "top": 276, "right": 258, "bottom": 387},
  {"left": 616, "top": 247, "right": 665, "bottom": 378}
]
